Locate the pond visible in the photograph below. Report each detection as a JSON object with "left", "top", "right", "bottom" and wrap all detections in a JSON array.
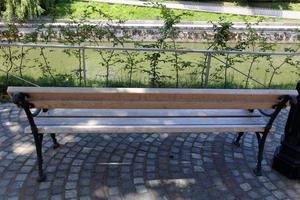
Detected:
[{"left": 0, "top": 42, "right": 299, "bottom": 89}]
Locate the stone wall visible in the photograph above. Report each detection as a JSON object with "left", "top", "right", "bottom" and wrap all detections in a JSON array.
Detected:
[
  {"left": 0, "top": 22, "right": 299, "bottom": 43},
  {"left": 119, "top": 25, "right": 299, "bottom": 43}
]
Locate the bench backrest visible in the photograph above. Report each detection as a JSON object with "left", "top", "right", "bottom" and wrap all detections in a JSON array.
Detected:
[{"left": 7, "top": 87, "right": 298, "bottom": 109}]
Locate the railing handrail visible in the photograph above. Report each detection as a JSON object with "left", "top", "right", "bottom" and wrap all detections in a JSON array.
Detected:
[{"left": 0, "top": 42, "right": 300, "bottom": 56}]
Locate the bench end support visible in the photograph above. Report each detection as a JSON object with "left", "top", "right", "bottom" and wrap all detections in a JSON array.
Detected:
[
  {"left": 254, "top": 95, "right": 291, "bottom": 176},
  {"left": 50, "top": 133, "right": 60, "bottom": 149},
  {"left": 12, "top": 92, "right": 46, "bottom": 182},
  {"left": 233, "top": 132, "right": 244, "bottom": 147},
  {"left": 37, "top": 172, "right": 47, "bottom": 182},
  {"left": 253, "top": 167, "right": 262, "bottom": 176}
]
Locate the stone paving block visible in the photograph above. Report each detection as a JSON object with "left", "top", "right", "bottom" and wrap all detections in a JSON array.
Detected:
[
  {"left": 135, "top": 185, "right": 147, "bottom": 194},
  {"left": 248, "top": 191, "right": 260, "bottom": 199},
  {"left": 272, "top": 190, "right": 286, "bottom": 199},
  {"left": 7, "top": 197, "right": 19, "bottom": 200},
  {"left": 37, "top": 190, "right": 49, "bottom": 199},
  {"left": 243, "top": 172, "right": 255, "bottom": 179},
  {"left": 79, "top": 186, "right": 90, "bottom": 196},
  {"left": 65, "top": 182, "right": 77, "bottom": 190},
  {"left": 265, "top": 195, "right": 277, "bottom": 200},
  {"left": 263, "top": 182, "right": 277, "bottom": 191},
  {"left": 50, "top": 195, "right": 63, "bottom": 200},
  {"left": 285, "top": 189, "right": 299, "bottom": 198},
  {"left": 65, "top": 190, "right": 77, "bottom": 199},
  {"left": 240, "top": 183, "right": 252, "bottom": 192},
  {"left": 68, "top": 174, "right": 79, "bottom": 181},
  {"left": 108, "top": 187, "right": 119, "bottom": 196},
  {"left": 15, "top": 174, "right": 27, "bottom": 181},
  {"left": 39, "top": 182, "right": 51, "bottom": 190},
  {"left": 0, "top": 187, "right": 6, "bottom": 196},
  {"left": 133, "top": 178, "right": 144, "bottom": 184}
]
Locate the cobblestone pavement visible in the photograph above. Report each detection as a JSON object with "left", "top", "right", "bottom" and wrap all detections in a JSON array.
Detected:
[{"left": 0, "top": 103, "right": 300, "bottom": 200}]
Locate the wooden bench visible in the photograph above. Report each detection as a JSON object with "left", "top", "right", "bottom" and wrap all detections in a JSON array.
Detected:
[{"left": 7, "top": 86, "right": 298, "bottom": 182}]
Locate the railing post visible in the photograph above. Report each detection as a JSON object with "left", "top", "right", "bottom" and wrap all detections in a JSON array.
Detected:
[
  {"left": 204, "top": 53, "right": 212, "bottom": 88},
  {"left": 82, "top": 48, "right": 87, "bottom": 87}
]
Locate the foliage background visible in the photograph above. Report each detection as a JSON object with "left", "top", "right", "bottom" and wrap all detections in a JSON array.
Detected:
[{"left": 0, "top": 0, "right": 58, "bottom": 21}]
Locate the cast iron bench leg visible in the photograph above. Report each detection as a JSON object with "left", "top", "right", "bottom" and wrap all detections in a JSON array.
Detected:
[
  {"left": 253, "top": 132, "right": 267, "bottom": 176},
  {"left": 255, "top": 132, "right": 261, "bottom": 144},
  {"left": 50, "top": 133, "right": 60, "bottom": 149},
  {"left": 233, "top": 132, "right": 244, "bottom": 147},
  {"left": 34, "top": 134, "right": 46, "bottom": 182}
]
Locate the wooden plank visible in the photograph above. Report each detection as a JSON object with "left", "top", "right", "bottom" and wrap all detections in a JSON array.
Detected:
[
  {"left": 22, "top": 92, "right": 289, "bottom": 101},
  {"left": 34, "top": 117, "right": 266, "bottom": 126},
  {"left": 41, "top": 109, "right": 262, "bottom": 118},
  {"left": 7, "top": 87, "right": 295, "bottom": 106},
  {"left": 8, "top": 88, "right": 294, "bottom": 103},
  {"left": 7, "top": 86, "right": 296, "bottom": 109},
  {"left": 30, "top": 100, "right": 279, "bottom": 109},
  {"left": 25, "top": 124, "right": 267, "bottom": 134}
]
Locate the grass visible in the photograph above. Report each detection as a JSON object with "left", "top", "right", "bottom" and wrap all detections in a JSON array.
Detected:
[
  {"left": 166, "top": 0, "right": 300, "bottom": 11},
  {"left": 49, "top": 1, "right": 298, "bottom": 22}
]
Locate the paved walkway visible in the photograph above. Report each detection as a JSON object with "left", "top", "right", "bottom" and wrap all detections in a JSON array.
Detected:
[
  {"left": 83, "top": 0, "right": 300, "bottom": 20},
  {"left": 0, "top": 103, "right": 300, "bottom": 200}
]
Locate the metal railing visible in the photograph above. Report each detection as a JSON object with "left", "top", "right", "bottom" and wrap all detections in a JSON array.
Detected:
[{"left": 0, "top": 42, "right": 299, "bottom": 88}]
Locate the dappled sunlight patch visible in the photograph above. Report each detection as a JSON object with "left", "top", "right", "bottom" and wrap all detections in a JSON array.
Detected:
[
  {"left": 147, "top": 179, "right": 161, "bottom": 187},
  {"left": 96, "top": 162, "right": 131, "bottom": 166},
  {"left": 7, "top": 125, "right": 22, "bottom": 133},
  {"left": 160, "top": 133, "right": 169, "bottom": 139},
  {"left": 3, "top": 122, "right": 23, "bottom": 132},
  {"left": 94, "top": 185, "right": 109, "bottom": 199},
  {"left": 13, "top": 142, "right": 35, "bottom": 155},
  {"left": 163, "top": 178, "right": 196, "bottom": 188},
  {"left": 0, "top": 108, "right": 10, "bottom": 113},
  {"left": 61, "top": 135, "right": 76, "bottom": 143},
  {"left": 103, "top": 135, "right": 112, "bottom": 140},
  {"left": 3, "top": 121, "right": 18, "bottom": 126},
  {"left": 123, "top": 188, "right": 159, "bottom": 200},
  {"left": 93, "top": 182, "right": 164, "bottom": 199},
  {"left": 147, "top": 178, "right": 196, "bottom": 188},
  {"left": 79, "top": 119, "right": 101, "bottom": 126}
]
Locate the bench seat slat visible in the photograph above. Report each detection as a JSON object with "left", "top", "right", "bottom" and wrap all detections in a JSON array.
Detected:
[
  {"left": 25, "top": 125, "right": 268, "bottom": 134},
  {"left": 33, "top": 117, "right": 266, "bottom": 126},
  {"left": 41, "top": 109, "right": 262, "bottom": 117},
  {"left": 25, "top": 109, "right": 272, "bottom": 134}
]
